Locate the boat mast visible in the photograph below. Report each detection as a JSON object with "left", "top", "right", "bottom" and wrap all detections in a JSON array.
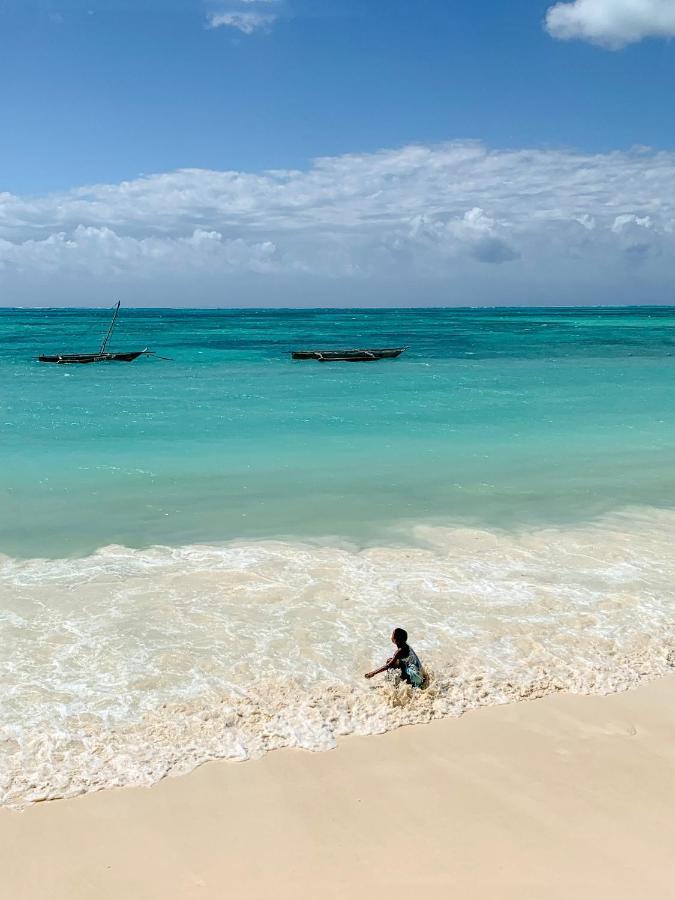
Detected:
[{"left": 99, "top": 301, "right": 121, "bottom": 354}]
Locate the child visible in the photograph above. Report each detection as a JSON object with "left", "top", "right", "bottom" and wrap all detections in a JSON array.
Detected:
[{"left": 365, "top": 628, "right": 424, "bottom": 688}]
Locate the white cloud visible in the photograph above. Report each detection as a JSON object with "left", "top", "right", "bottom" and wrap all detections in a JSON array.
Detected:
[
  {"left": 207, "top": 0, "right": 281, "bottom": 34},
  {"left": 0, "top": 227, "right": 277, "bottom": 277},
  {"left": 208, "top": 10, "right": 277, "bottom": 33},
  {"left": 545, "top": 0, "right": 675, "bottom": 48},
  {"left": 409, "top": 207, "right": 520, "bottom": 265},
  {"left": 2, "top": 142, "right": 675, "bottom": 305}
]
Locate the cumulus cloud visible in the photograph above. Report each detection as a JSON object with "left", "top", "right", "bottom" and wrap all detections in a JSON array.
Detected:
[
  {"left": 410, "top": 208, "right": 520, "bottom": 265},
  {"left": 0, "top": 227, "right": 277, "bottom": 277},
  {"left": 2, "top": 142, "right": 675, "bottom": 305},
  {"left": 545, "top": 0, "right": 675, "bottom": 48}
]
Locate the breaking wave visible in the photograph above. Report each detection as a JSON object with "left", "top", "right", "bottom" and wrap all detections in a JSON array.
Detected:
[{"left": 1, "top": 506, "right": 675, "bottom": 807}]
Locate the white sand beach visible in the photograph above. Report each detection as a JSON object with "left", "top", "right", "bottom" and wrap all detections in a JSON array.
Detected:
[{"left": 2, "top": 676, "right": 674, "bottom": 900}]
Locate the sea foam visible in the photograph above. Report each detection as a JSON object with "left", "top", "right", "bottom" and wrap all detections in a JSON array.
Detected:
[{"left": 1, "top": 507, "right": 674, "bottom": 807}]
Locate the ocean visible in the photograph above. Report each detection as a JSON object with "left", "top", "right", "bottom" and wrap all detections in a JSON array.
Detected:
[{"left": 1, "top": 306, "right": 675, "bottom": 805}]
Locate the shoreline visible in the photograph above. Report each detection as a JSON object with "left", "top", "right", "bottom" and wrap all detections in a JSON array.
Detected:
[
  {"left": 3, "top": 507, "right": 675, "bottom": 808},
  {"left": 2, "top": 676, "right": 675, "bottom": 898}
]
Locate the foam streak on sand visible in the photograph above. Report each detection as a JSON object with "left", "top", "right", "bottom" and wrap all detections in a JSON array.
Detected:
[{"left": 1, "top": 507, "right": 675, "bottom": 807}]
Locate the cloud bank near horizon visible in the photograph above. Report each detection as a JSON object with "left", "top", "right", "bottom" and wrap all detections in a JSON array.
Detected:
[
  {"left": 2, "top": 142, "right": 675, "bottom": 307},
  {"left": 545, "top": 0, "right": 675, "bottom": 48}
]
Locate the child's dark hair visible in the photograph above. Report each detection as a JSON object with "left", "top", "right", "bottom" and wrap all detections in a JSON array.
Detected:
[{"left": 393, "top": 627, "right": 408, "bottom": 644}]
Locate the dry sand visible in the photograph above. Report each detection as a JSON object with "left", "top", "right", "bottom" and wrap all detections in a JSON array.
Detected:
[{"left": 2, "top": 676, "right": 675, "bottom": 900}]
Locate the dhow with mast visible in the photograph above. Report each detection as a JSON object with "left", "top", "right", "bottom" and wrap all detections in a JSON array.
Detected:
[{"left": 38, "top": 302, "right": 152, "bottom": 364}]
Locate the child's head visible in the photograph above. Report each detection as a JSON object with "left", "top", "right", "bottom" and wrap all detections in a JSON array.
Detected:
[{"left": 391, "top": 627, "right": 408, "bottom": 648}]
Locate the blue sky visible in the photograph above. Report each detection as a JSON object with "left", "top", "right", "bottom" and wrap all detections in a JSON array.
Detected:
[{"left": 1, "top": 0, "right": 675, "bottom": 306}]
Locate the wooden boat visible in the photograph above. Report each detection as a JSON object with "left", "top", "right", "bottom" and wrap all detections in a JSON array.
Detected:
[
  {"left": 38, "top": 302, "right": 151, "bottom": 364},
  {"left": 38, "top": 350, "right": 148, "bottom": 364},
  {"left": 291, "top": 348, "right": 406, "bottom": 362}
]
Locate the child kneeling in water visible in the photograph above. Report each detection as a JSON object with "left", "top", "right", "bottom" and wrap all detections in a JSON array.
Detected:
[{"left": 365, "top": 628, "right": 424, "bottom": 688}]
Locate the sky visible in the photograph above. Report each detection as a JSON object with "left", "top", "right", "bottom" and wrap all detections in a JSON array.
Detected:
[{"left": 1, "top": 0, "right": 675, "bottom": 307}]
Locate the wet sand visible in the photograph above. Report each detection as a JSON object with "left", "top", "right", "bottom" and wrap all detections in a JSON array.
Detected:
[{"left": 1, "top": 676, "right": 674, "bottom": 900}]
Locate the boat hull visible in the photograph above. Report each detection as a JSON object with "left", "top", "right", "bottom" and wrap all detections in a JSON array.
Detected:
[
  {"left": 38, "top": 351, "right": 146, "bottom": 364},
  {"left": 291, "top": 348, "right": 406, "bottom": 362}
]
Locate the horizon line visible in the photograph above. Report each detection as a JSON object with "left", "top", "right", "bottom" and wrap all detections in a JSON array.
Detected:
[{"left": 2, "top": 303, "right": 675, "bottom": 312}]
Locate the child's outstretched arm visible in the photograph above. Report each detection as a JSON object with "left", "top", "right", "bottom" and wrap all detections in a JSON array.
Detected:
[
  {"left": 364, "top": 664, "right": 388, "bottom": 679},
  {"left": 364, "top": 655, "right": 396, "bottom": 679}
]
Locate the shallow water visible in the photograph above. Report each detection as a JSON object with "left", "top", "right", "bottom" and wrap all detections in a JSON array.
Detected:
[
  {"left": 1, "top": 307, "right": 675, "bottom": 806},
  {"left": 3, "top": 306, "right": 675, "bottom": 555}
]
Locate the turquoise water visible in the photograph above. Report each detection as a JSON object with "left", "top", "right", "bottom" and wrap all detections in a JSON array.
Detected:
[
  {"left": 3, "top": 306, "right": 675, "bottom": 806},
  {"left": 2, "top": 306, "right": 675, "bottom": 557}
]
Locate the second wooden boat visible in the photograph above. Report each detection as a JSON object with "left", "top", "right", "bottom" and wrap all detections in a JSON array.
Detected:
[{"left": 291, "top": 348, "right": 406, "bottom": 362}]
